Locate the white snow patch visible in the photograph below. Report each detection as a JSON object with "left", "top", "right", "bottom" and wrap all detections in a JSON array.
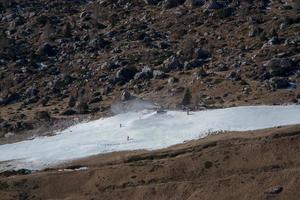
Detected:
[
  {"left": 58, "top": 166, "right": 88, "bottom": 172},
  {"left": 1, "top": 105, "right": 300, "bottom": 171}
]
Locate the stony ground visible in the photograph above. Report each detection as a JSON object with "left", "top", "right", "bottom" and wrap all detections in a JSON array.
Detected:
[
  {"left": 0, "top": 0, "right": 299, "bottom": 135},
  {"left": 1, "top": 125, "right": 300, "bottom": 200},
  {"left": 0, "top": 0, "right": 299, "bottom": 140}
]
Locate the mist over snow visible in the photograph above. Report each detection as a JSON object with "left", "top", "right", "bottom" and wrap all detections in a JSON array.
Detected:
[
  {"left": 110, "top": 98, "right": 159, "bottom": 114},
  {"left": 1, "top": 105, "right": 300, "bottom": 171}
]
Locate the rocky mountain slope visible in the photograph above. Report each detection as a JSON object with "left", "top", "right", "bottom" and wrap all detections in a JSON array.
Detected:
[{"left": 0, "top": 0, "right": 300, "bottom": 138}]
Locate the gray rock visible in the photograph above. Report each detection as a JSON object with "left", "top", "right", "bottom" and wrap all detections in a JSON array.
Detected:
[
  {"left": 194, "top": 68, "right": 208, "bottom": 79},
  {"left": 134, "top": 66, "right": 153, "bottom": 80},
  {"left": 153, "top": 70, "right": 166, "bottom": 79},
  {"left": 267, "top": 37, "right": 284, "bottom": 45},
  {"left": 89, "top": 96, "right": 102, "bottom": 104},
  {"left": 40, "top": 96, "right": 50, "bottom": 106},
  {"left": 265, "top": 186, "right": 283, "bottom": 194},
  {"left": 101, "top": 61, "right": 121, "bottom": 70},
  {"left": 248, "top": 26, "right": 262, "bottom": 37},
  {"left": 36, "top": 43, "right": 57, "bottom": 57},
  {"left": 168, "top": 77, "right": 178, "bottom": 85},
  {"left": 215, "top": 7, "right": 235, "bottom": 19},
  {"left": 265, "top": 58, "right": 296, "bottom": 77},
  {"left": 227, "top": 71, "right": 241, "bottom": 81},
  {"left": 195, "top": 48, "right": 211, "bottom": 60},
  {"left": 185, "top": 0, "right": 205, "bottom": 7},
  {"left": 184, "top": 59, "right": 204, "bottom": 70},
  {"left": 144, "top": 0, "right": 161, "bottom": 5},
  {"left": 102, "top": 85, "right": 112, "bottom": 95},
  {"left": 24, "top": 96, "right": 40, "bottom": 105},
  {"left": 269, "top": 77, "right": 291, "bottom": 89},
  {"left": 162, "top": 0, "right": 185, "bottom": 9},
  {"left": 121, "top": 91, "right": 134, "bottom": 101},
  {"left": 291, "top": 1, "right": 300, "bottom": 10},
  {"left": 76, "top": 101, "right": 89, "bottom": 114},
  {"left": 217, "top": 63, "right": 229, "bottom": 71},
  {"left": 61, "top": 109, "right": 78, "bottom": 116},
  {"left": 68, "top": 96, "right": 77, "bottom": 108},
  {"left": 35, "top": 111, "right": 51, "bottom": 121},
  {"left": 115, "top": 66, "right": 137, "bottom": 83},
  {"left": 0, "top": 93, "right": 21, "bottom": 106},
  {"left": 164, "top": 56, "right": 183, "bottom": 71},
  {"left": 24, "top": 85, "right": 39, "bottom": 98},
  {"left": 88, "top": 37, "right": 110, "bottom": 51},
  {"left": 181, "top": 88, "right": 192, "bottom": 106},
  {"left": 12, "top": 121, "right": 33, "bottom": 132},
  {"left": 204, "top": 0, "right": 226, "bottom": 10}
]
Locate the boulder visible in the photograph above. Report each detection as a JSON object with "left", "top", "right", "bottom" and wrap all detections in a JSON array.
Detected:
[
  {"left": 194, "top": 68, "right": 208, "bottom": 78},
  {"left": 144, "top": 0, "right": 161, "bottom": 5},
  {"left": 0, "top": 93, "right": 20, "bottom": 106},
  {"left": 265, "top": 186, "right": 283, "bottom": 195},
  {"left": 40, "top": 96, "right": 51, "bottom": 106},
  {"left": 134, "top": 66, "right": 153, "bottom": 80},
  {"left": 61, "top": 109, "right": 78, "bottom": 116},
  {"left": 184, "top": 59, "right": 204, "bottom": 70},
  {"left": 0, "top": 121, "right": 12, "bottom": 134},
  {"left": 0, "top": 169, "right": 32, "bottom": 177},
  {"left": 168, "top": 77, "right": 178, "bottom": 85},
  {"left": 227, "top": 71, "right": 241, "bottom": 81},
  {"left": 115, "top": 66, "right": 137, "bottom": 83},
  {"left": 265, "top": 58, "right": 296, "bottom": 77},
  {"left": 88, "top": 37, "right": 110, "bottom": 51},
  {"left": 101, "top": 61, "right": 121, "bottom": 70},
  {"left": 215, "top": 7, "right": 234, "bottom": 19},
  {"left": 185, "top": 0, "right": 205, "bottom": 7},
  {"left": 13, "top": 121, "right": 33, "bottom": 132},
  {"left": 120, "top": 91, "right": 134, "bottom": 101},
  {"left": 291, "top": 1, "right": 300, "bottom": 10},
  {"left": 267, "top": 37, "right": 284, "bottom": 45},
  {"left": 35, "top": 111, "right": 51, "bottom": 121},
  {"left": 153, "top": 70, "right": 166, "bottom": 79},
  {"left": 217, "top": 63, "right": 229, "bottom": 71},
  {"left": 23, "top": 96, "right": 40, "bottom": 105},
  {"left": 164, "top": 56, "right": 183, "bottom": 71},
  {"left": 24, "top": 85, "right": 39, "bottom": 98},
  {"left": 195, "top": 48, "right": 211, "bottom": 59},
  {"left": 68, "top": 96, "right": 77, "bottom": 108},
  {"left": 76, "top": 101, "right": 89, "bottom": 114},
  {"left": 204, "top": 0, "right": 226, "bottom": 10},
  {"left": 89, "top": 96, "right": 102, "bottom": 104},
  {"left": 36, "top": 43, "right": 57, "bottom": 57},
  {"left": 162, "top": 0, "right": 185, "bottom": 9},
  {"left": 181, "top": 88, "right": 192, "bottom": 106},
  {"left": 248, "top": 26, "right": 263, "bottom": 37},
  {"left": 269, "top": 77, "right": 291, "bottom": 89}
]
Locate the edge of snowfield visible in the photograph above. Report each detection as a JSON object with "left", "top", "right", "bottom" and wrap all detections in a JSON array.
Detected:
[{"left": 1, "top": 105, "right": 300, "bottom": 171}]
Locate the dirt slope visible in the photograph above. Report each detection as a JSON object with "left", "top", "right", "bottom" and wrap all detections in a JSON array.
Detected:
[{"left": 1, "top": 125, "right": 300, "bottom": 200}]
